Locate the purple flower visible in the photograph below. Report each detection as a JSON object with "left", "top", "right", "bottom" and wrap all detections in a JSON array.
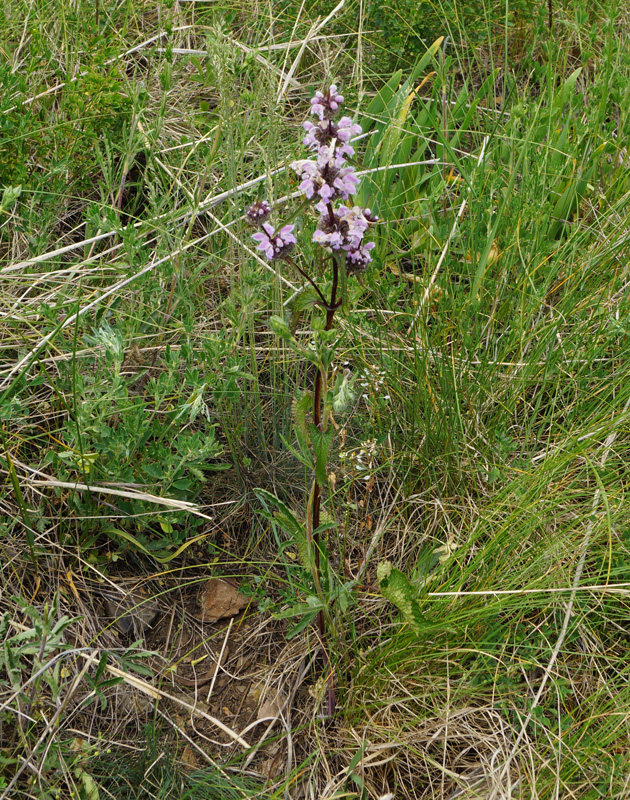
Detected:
[
  {"left": 252, "top": 222, "right": 297, "bottom": 260},
  {"left": 337, "top": 206, "right": 370, "bottom": 249},
  {"left": 310, "top": 85, "right": 344, "bottom": 121},
  {"left": 290, "top": 158, "right": 318, "bottom": 199},
  {"left": 313, "top": 205, "right": 374, "bottom": 253},
  {"left": 346, "top": 241, "right": 376, "bottom": 274},
  {"left": 332, "top": 167, "right": 360, "bottom": 200},
  {"left": 336, "top": 116, "right": 362, "bottom": 143},
  {"left": 291, "top": 148, "right": 359, "bottom": 203},
  {"left": 302, "top": 116, "right": 362, "bottom": 156},
  {"left": 246, "top": 200, "right": 272, "bottom": 226},
  {"left": 302, "top": 121, "right": 322, "bottom": 150},
  {"left": 313, "top": 227, "right": 344, "bottom": 250}
]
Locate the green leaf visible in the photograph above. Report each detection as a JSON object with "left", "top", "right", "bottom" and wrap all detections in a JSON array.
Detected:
[
  {"left": 409, "top": 37, "right": 444, "bottom": 84},
  {"left": 254, "top": 489, "right": 311, "bottom": 570},
  {"left": 103, "top": 527, "right": 209, "bottom": 563},
  {"left": 286, "top": 610, "right": 319, "bottom": 639},
  {"left": 75, "top": 768, "right": 100, "bottom": 800},
  {"left": 554, "top": 67, "right": 582, "bottom": 108},
  {"left": 280, "top": 432, "right": 314, "bottom": 470},
  {"left": 377, "top": 561, "right": 425, "bottom": 635},
  {"left": 289, "top": 287, "right": 320, "bottom": 334},
  {"left": 275, "top": 597, "right": 322, "bottom": 619},
  {"left": 292, "top": 391, "right": 312, "bottom": 440},
  {"left": 309, "top": 425, "right": 335, "bottom": 486},
  {"left": 94, "top": 652, "right": 109, "bottom": 683},
  {"left": 363, "top": 70, "right": 403, "bottom": 118},
  {"left": 254, "top": 489, "right": 301, "bottom": 533},
  {"left": 0, "top": 185, "right": 21, "bottom": 214},
  {"left": 267, "top": 314, "right": 293, "bottom": 341}
]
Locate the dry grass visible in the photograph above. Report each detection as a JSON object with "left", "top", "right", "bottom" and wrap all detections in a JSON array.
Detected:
[{"left": 3, "top": 0, "right": 630, "bottom": 797}]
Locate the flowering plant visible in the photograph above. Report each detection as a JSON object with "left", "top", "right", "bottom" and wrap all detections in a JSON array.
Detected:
[
  {"left": 247, "top": 86, "right": 376, "bottom": 714},
  {"left": 248, "top": 85, "right": 376, "bottom": 278}
]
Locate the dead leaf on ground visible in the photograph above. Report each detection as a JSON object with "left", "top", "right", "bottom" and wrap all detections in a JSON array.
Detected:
[
  {"left": 249, "top": 682, "right": 285, "bottom": 719},
  {"left": 198, "top": 578, "right": 249, "bottom": 623},
  {"left": 181, "top": 745, "right": 199, "bottom": 770}
]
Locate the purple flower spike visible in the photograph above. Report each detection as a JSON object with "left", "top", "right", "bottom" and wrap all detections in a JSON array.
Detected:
[
  {"left": 283, "top": 85, "right": 376, "bottom": 277},
  {"left": 252, "top": 222, "right": 296, "bottom": 260}
]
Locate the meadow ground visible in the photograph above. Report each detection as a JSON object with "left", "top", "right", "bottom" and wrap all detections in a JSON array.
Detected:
[{"left": 2, "top": 1, "right": 630, "bottom": 798}]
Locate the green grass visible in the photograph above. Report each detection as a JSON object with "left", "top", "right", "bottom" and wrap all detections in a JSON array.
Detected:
[{"left": 2, "top": 0, "right": 630, "bottom": 798}]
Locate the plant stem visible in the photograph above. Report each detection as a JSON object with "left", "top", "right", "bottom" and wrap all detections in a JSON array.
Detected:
[
  {"left": 311, "top": 249, "right": 340, "bottom": 567},
  {"left": 287, "top": 257, "right": 329, "bottom": 308},
  {"left": 308, "top": 247, "right": 342, "bottom": 714}
]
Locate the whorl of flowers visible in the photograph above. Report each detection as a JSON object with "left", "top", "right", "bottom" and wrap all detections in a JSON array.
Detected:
[
  {"left": 251, "top": 221, "right": 296, "bottom": 260},
  {"left": 245, "top": 200, "right": 272, "bottom": 226},
  {"left": 310, "top": 86, "right": 345, "bottom": 120}
]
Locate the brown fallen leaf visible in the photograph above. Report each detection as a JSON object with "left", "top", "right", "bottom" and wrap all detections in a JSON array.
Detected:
[
  {"left": 249, "top": 682, "right": 285, "bottom": 719},
  {"left": 181, "top": 745, "right": 198, "bottom": 770},
  {"left": 198, "top": 578, "right": 249, "bottom": 623}
]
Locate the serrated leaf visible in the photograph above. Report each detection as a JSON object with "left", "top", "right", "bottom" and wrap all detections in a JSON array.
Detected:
[
  {"left": 292, "top": 391, "right": 312, "bottom": 442},
  {"left": 332, "top": 372, "right": 355, "bottom": 413},
  {"left": 274, "top": 512, "right": 302, "bottom": 538},
  {"left": 377, "top": 561, "right": 425, "bottom": 635},
  {"left": 309, "top": 425, "right": 335, "bottom": 485},
  {"left": 289, "top": 287, "right": 320, "bottom": 334},
  {"left": 4, "top": 642, "right": 20, "bottom": 689}
]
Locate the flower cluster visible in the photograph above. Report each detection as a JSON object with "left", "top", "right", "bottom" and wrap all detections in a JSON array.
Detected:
[
  {"left": 291, "top": 149, "right": 360, "bottom": 204},
  {"left": 357, "top": 365, "right": 390, "bottom": 402},
  {"left": 339, "top": 438, "right": 378, "bottom": 482},
  {"left": 313, "top": 202, "right": 377, "bottom": 274},
  {"left": 246, "top": 84, "right": 375, "bottom": 271},
  {"left": 310, "top": 86, "right": 345, "bottom": 120},
  {"left": 291, "top": 84, "right": 363, "bottom": 205},
  {"left": 292, "top": 85, "right": 376, "bottom": 273},
  {"left": 245, "top": 200, "right": 271, "bottom": 226},
  {"left": 250, "top": 221, "right": 296, "bottom": 260}
]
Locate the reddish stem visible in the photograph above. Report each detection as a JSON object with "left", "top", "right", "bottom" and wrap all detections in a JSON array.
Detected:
[{"left": 310, "top": 249, "right": 340, "bottom": 715}]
